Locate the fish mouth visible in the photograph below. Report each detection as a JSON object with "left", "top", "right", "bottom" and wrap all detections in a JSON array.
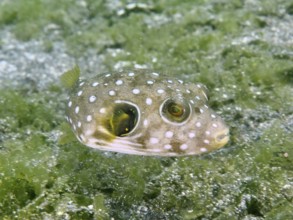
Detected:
[{"left": 214, "top": 128, "right": 230, "bottom": 148}]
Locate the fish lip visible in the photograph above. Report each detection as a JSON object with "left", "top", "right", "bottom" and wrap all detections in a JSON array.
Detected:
[{"left": 214, "top": 128, "right": 230, "bottom": 147}]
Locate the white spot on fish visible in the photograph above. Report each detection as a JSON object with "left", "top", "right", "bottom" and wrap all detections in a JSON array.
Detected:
[
  {"left": 157, "top": 89, "right": 165, "bottom": 94},
  {"left": 196, "top": 122, "right": 201, "bottom": 127},
  {"left": 200, "top": 147, "right": 207, "bottom": 152},
  {"left": 165, "top": 131, "right": 173, "bottom": 138},
  {"left": 89, "top": 95, "right": 97, "bottom": 103},
  {"left": 180, "top": 144, "right": 188, "bottom": 150},
  {"left": 109, "top": 90, "right": 116, "bottom": 96},
  {"left": 92, "top": 82, "right": 99, "bottom": 87},
  {"left": 77, "top": 91, "right": 83, "bottom": 96},
  {"left": 150, "top": 137, "right": 159, "bottom": 144},
  {"left": 86, "top": 115, "right": 93, "bottom": 122},
  {"left": 68, "top": 101, "right": 72, "bottom": 107},
  {"left": 77, "top": 121, "right": 82, "bottom": 128},
  {"left": 132, "top": 88, "right": 140, "bottom": 94},
  {"left": 164, "top": 144, "right": 172, "bottom": 150},
  {"left": 146, "top": 98, "right": 152, "bottom": 105},
  {"left": 147, "top": 80, "right": 154, "bottom": 85},
  {"left": 79, "top": 82, "right": 85, "bottom": 86},
  {"left": 143, "top": 119, "right": 148, "bottom": 127},
  {"left": 203, "top": 139, "right": 210, "bottom": 144},
  {"left": 75, "top": 106, "right": 79, "bottom": 114},
  {"left": 188, "top": 132, "right": 195, "bottom": 138},
  {"left": 128, "top": 72, "right": 135, "bottom": 76},
  {"left": 212, "top": 123, "right": 218, "bottom": 128},
  {"left": 99, "top": 108, "right": 106, "bottom": 114},
  {"left": 115, "top": 80, "right": 123, "bottom": 85},
  {"left": 85, "top": 129, "right": 94, "bottom": 136},
  {"left": 152, "top": 72, "right": 159, "bottom": 76}
]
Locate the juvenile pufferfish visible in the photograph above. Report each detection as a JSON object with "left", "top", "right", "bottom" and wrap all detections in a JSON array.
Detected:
[{"left": 64, "top": 67, "right": 229, "bottom": 156}]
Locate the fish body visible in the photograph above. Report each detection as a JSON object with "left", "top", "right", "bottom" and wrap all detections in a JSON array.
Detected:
[{"left": 65, "top": 69, "right": 229, "bottom": 156}]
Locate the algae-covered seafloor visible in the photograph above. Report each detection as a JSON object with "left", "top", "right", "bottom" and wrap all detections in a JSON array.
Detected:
[{"left": 0, "top": 0, "right": 292, "bottom": 219}]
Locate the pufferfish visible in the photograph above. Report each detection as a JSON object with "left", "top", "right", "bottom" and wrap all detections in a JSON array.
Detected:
[{"left": 63, "top": 66, "right": 229, "bottom": 156}]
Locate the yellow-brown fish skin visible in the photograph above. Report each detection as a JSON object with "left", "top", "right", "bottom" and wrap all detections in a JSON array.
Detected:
[{"left": 65, "top": 69, "right": 229, "bottom": 156}]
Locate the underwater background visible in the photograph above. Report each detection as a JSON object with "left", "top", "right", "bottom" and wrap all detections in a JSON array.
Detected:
[{"left": 0, "top": 0, "right": 292, "bottom": 219}]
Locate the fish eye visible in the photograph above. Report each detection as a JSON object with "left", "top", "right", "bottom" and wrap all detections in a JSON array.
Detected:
[
  {"left": 109, "top": 102, "right": 140, "bottom": 137},
  {"left": 160, "top": 98, "right": 191, "bottom": 124},
  {"left": 168, "top": 103, "right": 184, "bottom": 117}
]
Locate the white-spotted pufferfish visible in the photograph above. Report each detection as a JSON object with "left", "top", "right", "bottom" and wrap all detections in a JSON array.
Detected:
[{"left": 63, "top": 67, "right": 229, "bottom": 156}]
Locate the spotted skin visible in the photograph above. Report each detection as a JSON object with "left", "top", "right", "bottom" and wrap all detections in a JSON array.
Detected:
[{"left": 66, "top": 70, "right": 229, "bottom": 156}]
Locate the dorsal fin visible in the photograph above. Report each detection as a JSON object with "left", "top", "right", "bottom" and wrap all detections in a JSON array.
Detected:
[{"left": 60, "top": 65, "right": 80, "bottom": 89}]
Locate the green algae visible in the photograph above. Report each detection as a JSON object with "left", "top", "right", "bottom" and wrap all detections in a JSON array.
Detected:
[
  {"left": 1, "top": 0, "right": 293, "bottom": 219},
  {"left": 60, "top": 65, "right": 81, "bottom": 89}
]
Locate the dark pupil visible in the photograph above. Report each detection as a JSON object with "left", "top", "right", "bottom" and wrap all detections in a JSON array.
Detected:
[
  {"left": 110, "top": 104, "right": 138, "bottom": 136},
  {"left": 168, "top": 103, "right": 184, "bottom": 117},
  {"left": 161, "top": 98, "right": 190, "bottom": 123}
]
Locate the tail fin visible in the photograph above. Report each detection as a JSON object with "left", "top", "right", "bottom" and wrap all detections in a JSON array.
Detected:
[{"left": 60, "top": 65, "right": 80, "bottom": 89}]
